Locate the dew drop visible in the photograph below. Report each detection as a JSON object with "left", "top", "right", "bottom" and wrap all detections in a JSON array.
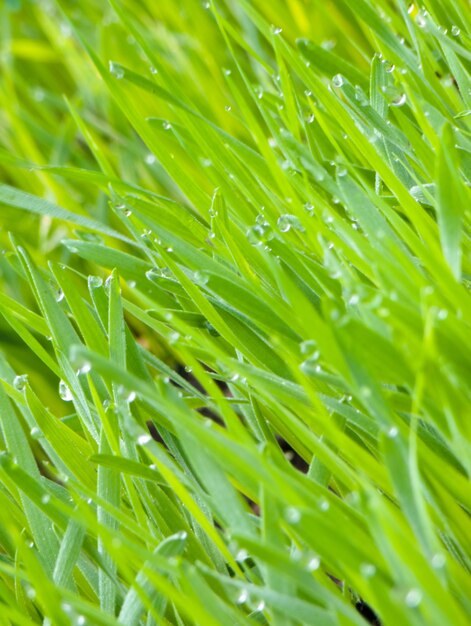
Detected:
[
  {"left": 431, "top": 553, "right": 446, "bottom": 569},
  {"left": 236, "top": 549, "right": 248, "bottom": 561},
  {"left": 13, "top": 374, "right": 28, "bottom": 391},
  {"left": 360, "top": 562, "right": 377, "bottom": 578},
  {"left": 277, "top": 214, "right": 304, "bottom": 233},
  {"left": 391, "top": 93, "right": 407, "bottom": 107},
  {"left": 360, "top": 386, "right": 371, "bottom": 399},
  {"left": 149, "top": 65, "right": 158, "bottom": 75},
  {"left": 56, "top": 289, "right": 64, "bottom": 302},
  {"left": 332, "top": 74, "right": 344, "bottom": 88},
  {"left": 306, "top": 113, "right": 316, "bottom": 124},
  {"left": 405, "top": 588, "right": 422, "bottom": 608},
  {"left": 137, "top": 434, "right": 152, "bottom": 446},
  {"left": 104, "top": 275, "right": 113, "bottom": 291},
  {"left": 307, "top": 556, "right": 321, "bottom": 571},
  {"left": 300, "top": 339, "right": 317, "bottom": 356},
  {"left": 451, "top": 25, "right": 461, "bottom": 37},
  {"left": 33, "top": 87, "right": 45, "bottom": 102},
  {"left": 224, "top": 105, "right": 232, "bottom": 112},
  {"left": 145, "top": 153, "right": 156, "bottom": 165},
  {"left": 88, "top": 276, "right": 103, "bottom": 289},
  {"left": 78, "top": 362, "right": 92, "bottom": 375},
  {"left": 285, "top": 507, "right": 301, "bottom": 523},
  {"left": 109, "top": 61, "right": 124, "bottom": 79},
  {"left": 162, "top": 121, "right": 172, "bottom": 130},
  {"left": 168, "top": 331, "right": 180, "bottom": 345},
  {"left": 415, "top": 12, "right": 427, "bottom": 28},
  {"left": 59, "top": 380, "right": 73, "bottom": 402},
  {"left": 194, "top": 270, "right": 209, "bottom": 286},
  {"left": 319, "top": 498, "right": 330, "bottom": 511},
  {"left": 146, "top": 268, "right": 159, "bottom": 281},
  {"left": 387, "top": 426, "right": 399, "bottom": 438},
  {"left": 61, "top": 602, "right": 73, "bottom": 614},
  {"left": 30, "top": 427, "right": 42, "bottom": 440},
  {"left": 273, "top": 26, "right": 283, "bottom": 35},
  {"left": 25, "top": 586, "right": 36, "bottom": 599},
  {"left": 237, "top": 589, "right": 249, "bottom": 604},
  {"left": 41, "top": 494, "right": 51, "bottom": 505}
]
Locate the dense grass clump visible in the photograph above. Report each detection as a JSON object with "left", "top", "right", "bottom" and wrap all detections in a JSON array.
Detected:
[{"left": 0, "top": 1, "right": 470, "bottom": 624}]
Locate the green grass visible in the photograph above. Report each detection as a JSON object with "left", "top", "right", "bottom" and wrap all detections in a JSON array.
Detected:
[{"left": 0, "top": 0, "right": 470, "bottom": 624}]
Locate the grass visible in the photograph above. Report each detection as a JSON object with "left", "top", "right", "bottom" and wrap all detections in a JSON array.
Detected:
[{"left": 0, "top": 0, "right": 470, "bottom": 624}]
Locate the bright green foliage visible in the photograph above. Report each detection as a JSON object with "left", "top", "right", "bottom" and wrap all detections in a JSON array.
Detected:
[{"left": 0, "top": 1, "right": 470, "bottom": 625}]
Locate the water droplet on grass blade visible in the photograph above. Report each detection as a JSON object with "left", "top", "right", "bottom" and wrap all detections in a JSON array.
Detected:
[
  {"left": 25, "top": 586, "right": 36, "bottom": 599},
  {"left": 405, "top": 588, "right": 422, "bottom": 608},
  {"left": 30, "top": 427, "right": 42, "bottom": 440},
  {"left": 109, "top": 61, "right": 124, "bottom": 79},
  {"left": 13, "top": 374, "right": 28, "bottom": 391},
  {"left": 236, "top": 589, "right": 249, "bottom": 604},
  {"left": 137, "top": 434, "right": 151, "bottom": 446},
  {"left": 319, "top": 498, "right": 330, "bottom": 511},
  {"left": 332, "top": 74, "right": 344, "bottom": 88},
  {"left": 78, "top": 362, "right": 91, "bottom": 375},
  {"left": 360, "top": 386, "right": 371, "bottom": 398},
  {"left": 360, "top": 563, "right": 377, "bottom": 577},
  {"left": 307, "top": 556, "right": 321, "bottom": 571},
  {"left": 431, "top": 553, "right": 446, "bottom": 569},
  {"left": 300, "top": 339, "right": 317, "bottom": 355},
  {"left": 451, "top": 25, "right": 461, "bottom": 36},
  {"left": 236, "top": 549, "right": 248, "bottom": 561},
  {"left": 59, "top": 380, "right": 73, "bottom": 401},
  {"left": 285, "top": 507, "right": 301, "bottom": 523},
  {"left": 88, "top": 276, "right": 103, "bottom": 289},
  {"left": 277, "top": 214, "right": 304, "bottom": 233},
  {"left": 194, "top": 271, "right": 209, "bottom": 285},
  {"left": 391, "top": 93, "right": 407, "bottom": 107}
]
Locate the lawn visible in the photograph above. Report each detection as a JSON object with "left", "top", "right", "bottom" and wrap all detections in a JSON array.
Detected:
[{"left": 0, "top": 1, "right": 470, "bottom": 625}]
